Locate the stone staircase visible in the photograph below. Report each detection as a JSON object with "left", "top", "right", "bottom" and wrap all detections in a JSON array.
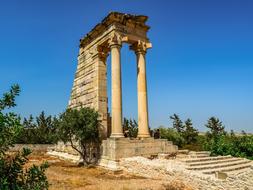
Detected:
[{"left": 178, "top": 151, "right": 253, "bottom": 179}]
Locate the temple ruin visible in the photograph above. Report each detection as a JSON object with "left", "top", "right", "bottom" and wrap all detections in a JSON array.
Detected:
[{"left": 68, "top": 12, "right": 177, "bottom": 169}]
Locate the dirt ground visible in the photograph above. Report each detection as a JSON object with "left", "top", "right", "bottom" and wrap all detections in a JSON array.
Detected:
[{"left": 27, "top": 152, "right": 192, "bottom": 190}]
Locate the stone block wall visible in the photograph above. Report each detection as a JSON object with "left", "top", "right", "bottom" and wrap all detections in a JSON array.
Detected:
[
  {"left": 68, "top": 46, "right": 109, "bottom": 138},
  {"left": 101, "top": 138, "right": 178, "bottom": 161}
]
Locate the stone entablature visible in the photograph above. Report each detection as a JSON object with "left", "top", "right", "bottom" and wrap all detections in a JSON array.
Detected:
[{"left": 79, "top": 12, "right": 150, "bottom": 48}]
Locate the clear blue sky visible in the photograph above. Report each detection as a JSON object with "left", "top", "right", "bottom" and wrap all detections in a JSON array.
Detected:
[{"left": 1, "top": 0, "right": 252, "bottom": 132}]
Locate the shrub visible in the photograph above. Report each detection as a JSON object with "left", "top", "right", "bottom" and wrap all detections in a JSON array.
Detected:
[
  {"left": 0, "top": 148, "right": 49, "bottom": 190},
  {"left": 159, "top": 127, "right": 185, "bottom": 148},
  {"left": 203, "top": 118, "right": 253, "bottom": 160},
  {"left": 55, "top": 107, "right": 101, "bottom": 166},
  {"left": 0, "top": 85, "right": 49, "bottom": 189}
]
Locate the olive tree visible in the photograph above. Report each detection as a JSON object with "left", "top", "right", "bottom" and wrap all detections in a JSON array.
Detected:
[{"left": 56, "top": 107, "right": 101, "bottom": 166}]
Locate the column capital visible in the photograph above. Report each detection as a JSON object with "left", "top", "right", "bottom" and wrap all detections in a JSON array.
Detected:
[
  {"left": 97, "top": 45, "right": 110, "bottom": 61},
  {"left": 108, "top": 32, "right": 122, "bottom": 48},
  {"left": 130, "top": 40, "right": 152, "bottom": 55},
  {"left": 90, "top": 45, "right": 110, "bottom": 61}
]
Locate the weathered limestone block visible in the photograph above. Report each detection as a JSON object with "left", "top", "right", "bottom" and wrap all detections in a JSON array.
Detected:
[{"left": 99, "top": 138, "right": 178, "bottom": 170}]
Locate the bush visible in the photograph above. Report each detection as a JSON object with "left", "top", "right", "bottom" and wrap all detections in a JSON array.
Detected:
[
  {"left": 203, "top": 117, "right": 253, "bottom": 160},
  {"left": 204, "top": 133, "right": 253, "bottom": 159},
  {"left": 0, "top": 148, "right": 49, "bottom": 190},
  {"left": 55, "top": 107, "right": 101, "bottom": 166},
  {"left": 159, "top": 127, "right": 185, "bottom": 148},
  {"left": 0, "top": 85, "right": 49, "bottom": 189}
]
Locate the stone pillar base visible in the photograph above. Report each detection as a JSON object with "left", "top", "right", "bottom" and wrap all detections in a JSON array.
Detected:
[{"left": 98, "top": 137, "right": 178, "bottom": 170}]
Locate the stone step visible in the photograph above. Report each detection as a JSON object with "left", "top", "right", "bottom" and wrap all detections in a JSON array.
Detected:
[
  {"left": 187, "top": 159, "right": 252, "bottom": 170},
  {"left": 201, "top": 163, "right": 252, "bottom": 175},
  {"left": 225, "top": 167, "right": 252, "bottom": 176},
  {"left": 176, "top": 154, "right": 190, "bottom": 158},
  {"left": 176, "top": 155, "right": 210, "bottom": 159},
  {"left": 187, "top": 157, "right": 242, "bottom": 167},
  {"left": 189, "top": 151, "right": 211, "bottom": 155},
  {"left": 188, "top": 154, "right": 210, "bottom": 158},
  {"left": 177, "top": 154, "right": 211, "bottom": 159},
  {"left": 178, "top": 149, "right": 189, "bottom": 154},
  {"left": 180, "top": 155, "right": 232, "bottom": 163}
]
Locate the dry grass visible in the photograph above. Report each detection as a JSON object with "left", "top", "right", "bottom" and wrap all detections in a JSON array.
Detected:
[
  {"left": 162, "top": 180, "right": 194, "bottom": 190},
  {"left": 27, "top": 152, "right": 194, "bottom": 190}
]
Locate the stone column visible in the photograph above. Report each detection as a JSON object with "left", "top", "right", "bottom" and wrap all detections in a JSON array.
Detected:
[
  {"left": 109, "top": 33, "right": 124, "bottom": 138},
  {"left": 131, "top": 41, "right": 150, "bottom": 138}
]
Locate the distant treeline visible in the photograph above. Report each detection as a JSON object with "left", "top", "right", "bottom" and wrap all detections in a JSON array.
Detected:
[{"left": 16, "top": 111, "right": 58, "bottom": 144}]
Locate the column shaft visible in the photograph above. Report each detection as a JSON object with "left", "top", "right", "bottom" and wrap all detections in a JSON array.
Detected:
[
  {"left": 110, "top": 44, "right": 123, "bottom": 138},
  {"left": 137, "top": 52, "right": 150, "bottom": 138}
]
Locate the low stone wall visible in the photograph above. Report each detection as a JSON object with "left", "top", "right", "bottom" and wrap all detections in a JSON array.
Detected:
[{"left": 10, "top": 144, "right": 55, "bottom": 152}]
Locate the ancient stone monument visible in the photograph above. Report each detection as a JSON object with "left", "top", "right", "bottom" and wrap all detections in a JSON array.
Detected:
[
  {"left": 69, "top": 12, "right": 152, "bottom": 139},
  {"left": 67, "top": 12, "right": 177, "bottom": 169}
]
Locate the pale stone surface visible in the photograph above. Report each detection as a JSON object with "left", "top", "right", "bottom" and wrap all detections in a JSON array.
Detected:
[
  {"left": 47, "top": 151, "right": 81, "bottom": 163},
  {"left": 120, "top": 156, "right": 253, "bottom": 190}
]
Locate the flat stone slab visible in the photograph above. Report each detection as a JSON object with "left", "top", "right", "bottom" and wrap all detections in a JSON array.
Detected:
[{"left": 47, "top": 151, "right": 81, "bottom": 163}]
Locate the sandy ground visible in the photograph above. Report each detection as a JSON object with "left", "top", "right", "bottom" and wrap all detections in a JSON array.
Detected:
[{"left": 27, "top": 152, "right": 192, "bottom": 190}]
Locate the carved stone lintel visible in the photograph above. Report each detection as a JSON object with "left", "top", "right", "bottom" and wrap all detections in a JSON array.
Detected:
[{"left": 130, "top": 40, "right": 152, "bottom": 55}]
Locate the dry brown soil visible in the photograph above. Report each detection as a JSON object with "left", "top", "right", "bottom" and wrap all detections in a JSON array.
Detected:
[{"left": 27, "top": 152, "right": 192, "bottom": 190}]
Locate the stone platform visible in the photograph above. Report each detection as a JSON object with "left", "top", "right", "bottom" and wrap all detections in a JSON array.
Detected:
[{"left": 99, "top": 137, "right": 178, "bottom": 170}]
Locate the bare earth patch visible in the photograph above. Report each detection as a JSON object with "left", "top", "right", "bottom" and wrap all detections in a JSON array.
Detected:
[{"left": 27, "top": 152, "right": 191, "bottom": 190}]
